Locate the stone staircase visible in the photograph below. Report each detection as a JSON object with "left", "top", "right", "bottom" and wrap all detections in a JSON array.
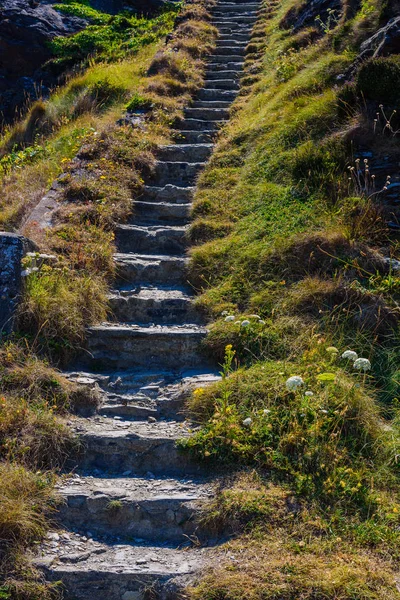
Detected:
[{"left": 35, "top": 2, "right": 262, "bottom": 598}]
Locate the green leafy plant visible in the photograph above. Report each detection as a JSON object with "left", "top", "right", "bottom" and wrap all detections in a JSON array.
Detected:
[{"left": 315, "top": 8, "right": 341, "bottom": 34}]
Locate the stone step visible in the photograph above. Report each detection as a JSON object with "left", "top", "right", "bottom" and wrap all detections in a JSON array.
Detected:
[
  {"left": 216, "top": 25, "right": 254, "bottom": 34},
  {"left": 149, "top": 161, "right": 205, "bottom": 187},
  {"left": 205, "top": 61, "right": 244, "bottom": 71},
  {"left": 115, "top": 254, "right": 188, "bottom": 286},
  {"left": 184, "top": 107, "right": 229, "bottom": 121},
  {"left": 67, "top": 368, "right": 220, "bottom": 421},
  {"left": 216, "top": 39, "right": 248, "bottom": 47},
  {"left": 175, "top": 118, "right": 221, "bottom": 132},
  {"left": 213, "top": 13, "right": 257, "bottom": 20},
  {"left": 131, "top": 200, "right": 191, "bottom": 226},
  {"left": 211, "top": 45, "right": 245, "bottom": 55},
  {"left": 204, "top": 70, "right": 240, "bottom": 81},
  {"left": 108, "top": 286, "right": 202, "bottom": 325},
  {"left": 157, "top": 143, "right": 213, "bottom": 163},
  {"left": 86, "top": 324, "right": 208, "bottom": 370},
  {"left": 57, "top": 475, "right": 213, "bottom": 544},
  {"left": 212, "top": 3, "right": 259, "bottom": 12},
  {"left": 219, "top": 32, "right": 252, "bottom": 41},
  {"left": 69, "top": 417, "right": 206, "bottom": 476},
  {"left": 207, "top": 54, "right": 245, "bottom": 65},
  {"left": 35, "top": 535, "right": 207, "bottom": 600},
  {"left": 203, "top": 79, "right": 239, "bottom": 90},
  {"left": 192, "top": 100, "right": 232, "bottom": 109},
  {"left": 142, "top": 184, "right": 195, "bottom": 204},
  {"left": 197, "top": 88, "right": 237, "bottom": 101},
  {"left": 115, "top": 224, "right": 187, "bottom": 255},
  {"left": 173, "top": 130, "right": 216, "bottom": 144},
  {"left": 100, "top": 400, "right": 160, "bottom": 420},
  {"left": 213, "top": 15, "right": 257, "bottom": 23}
]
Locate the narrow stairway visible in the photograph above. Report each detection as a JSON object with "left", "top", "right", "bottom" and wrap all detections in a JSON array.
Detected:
[{"left": 35, "top": 2, "right": 262, "bottom": 598}]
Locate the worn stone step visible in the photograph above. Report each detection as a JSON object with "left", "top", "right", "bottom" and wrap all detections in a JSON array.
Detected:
[
  {"left": 57, "top": 475, "right": 213, "bottom": 544},
  {"left": 216, "top": 39, "right": 248, "bottom": 47},
  {"left": 213, "top": 3, "right": 259, "bottom": 12},
  {"left": 214, "top": 13, "right": 257, "bottom": 20},
  {"left": 35, "top": 535, "right": 207, "bottom": 600},
  {"left": 175, "top": 118, "right": 221, "bottom": 132},
  {"left": 100, "top": 400, "right": 160, "bottom": 420},
  {"left": 86, "top": 324, "right": 208, "bottom": 370},
  {"left": 173, "top": 130, "right": 216, "bottom": 144},
  {"left": 211, "top": 45, "right": 245, "bottom": 55},
  {"left": 115, "top": 254, "right": 188, "bottom": 286},
  {"left": 205, "top": 61, "right": 244, "bottom": 71},
  {"left": 216, "top": 25, "right": 254, "bottom": 34},
  {"left": 69, "top": 417, "right": 206, "bottom": 476},
  {"left": 204, "top": 70, "right": 240, "bottom": 81},
  {"left": 131, "top": 200, "right": 191, "bottom": 226},
  {"left": 142, "top": 184, "right": 195, "bottom": 204},
  {"left": 219, "top": 33, "right": 252, "bottom": 41},
  {"left": 207, "top": 54, "right": 245, "bottom": 65},
  {"left": 149, "top": 161, "right": 205, "bottom": 187},
  {"left": 213, "top": 15, "right": 257, "bottom": 23},
  {"left": 108, "top": 287, "right": 202, "bottom": 325},
  {"left": 157, "top": 143, "right": 213, "bottom": 163},
  {"left": 67, "top": 368, "right": 220, "bottom": 421},
  {"left": 192, "top": 100, "right": 232, "bottom": 109},
  {"left": 184, "top": 107, "right": 229, "bottom": 121},
  {"left": 115, "top": 224, "right": 187, "bottom": 255},
  {"left": 197, "top": 88, "right": 237, "bottom": 101},
  {"left": 203, "top": 79, "right": 239, "bottom": 90}
]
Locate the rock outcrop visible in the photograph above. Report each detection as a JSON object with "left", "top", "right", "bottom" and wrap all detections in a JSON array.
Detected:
[
  {"left": 280, "top": 0, "right": 342, "bottom": 32},
  {"left": 0, "top": 233, "right": 36, "bottom": 335},
  {"left": 0, "top": 0, "right": 86, "bottom": 123},
  {"left": 359, "top": 16, "right": 400, "bottom": 58}
]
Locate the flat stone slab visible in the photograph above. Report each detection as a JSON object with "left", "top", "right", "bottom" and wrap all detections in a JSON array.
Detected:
[
  {"left": 67, "top": 368, "right": 220, "bottom": 419},
  {"left": 68, "top": 415, "right": 195, "bottom": 439},
  {"left": 59, "top": 474, "right": 213, "bottom": 501},
  {"left": 56, "top": 475, "right": 214, "bottom": 543},
  {"left": 66, "top": 416, "right": 207, "bottom": 476},
  {"left": 35, "top": 533, "right": 208, "bottom": 600}
]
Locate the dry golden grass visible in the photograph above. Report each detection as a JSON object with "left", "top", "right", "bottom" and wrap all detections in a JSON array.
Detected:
[
  {"left": 189, "top": 473, "right": 400, "bottom": 600},
  {"left": 0, "top": 463, "right": 61, "bottom": 600}
]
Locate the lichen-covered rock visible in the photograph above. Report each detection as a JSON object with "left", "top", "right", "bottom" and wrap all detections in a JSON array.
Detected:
[
  {"left": 359, "top": 16, "right": 400, "bottom": 58},
  {"left": 0, "top": 233, "right": 35, "bottom": 335}
]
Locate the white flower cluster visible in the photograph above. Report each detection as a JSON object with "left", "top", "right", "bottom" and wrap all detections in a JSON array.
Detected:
[
  {"left": 21, "top": 267, "right": 39, "bottom": 277},
  {"left": 341, "top": 350, "right": 371, "bottom": 372},
  {"left": 353, "top": 357, "right": 371, "bottom": 372},
  {"left": 222, "top": 312, "right": 266, "bottom": 327},
  {"left": 285, "top": 376, "right": 304, "bottom": 392},
  {"left": 341, "top": 350, "right": 358, "bottom": 361}
]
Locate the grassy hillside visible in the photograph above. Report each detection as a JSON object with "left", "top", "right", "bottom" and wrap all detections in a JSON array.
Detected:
[{"left": 181, "top": 0, "right": 400, "bottom": 597}]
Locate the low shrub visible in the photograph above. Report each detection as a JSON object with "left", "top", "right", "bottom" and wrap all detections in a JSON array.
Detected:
[{"left": 356, "top": 56, "right": 400, "bottom": 104}]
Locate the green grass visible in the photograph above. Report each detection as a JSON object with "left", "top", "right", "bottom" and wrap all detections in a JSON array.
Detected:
[{"left": 50, "top": 3, "right": 180, "bottom": 66}]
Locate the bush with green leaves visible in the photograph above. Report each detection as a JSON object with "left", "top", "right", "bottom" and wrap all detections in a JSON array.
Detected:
[{"left": 184, "top": 344, "right": 398, "bottom": 512}]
